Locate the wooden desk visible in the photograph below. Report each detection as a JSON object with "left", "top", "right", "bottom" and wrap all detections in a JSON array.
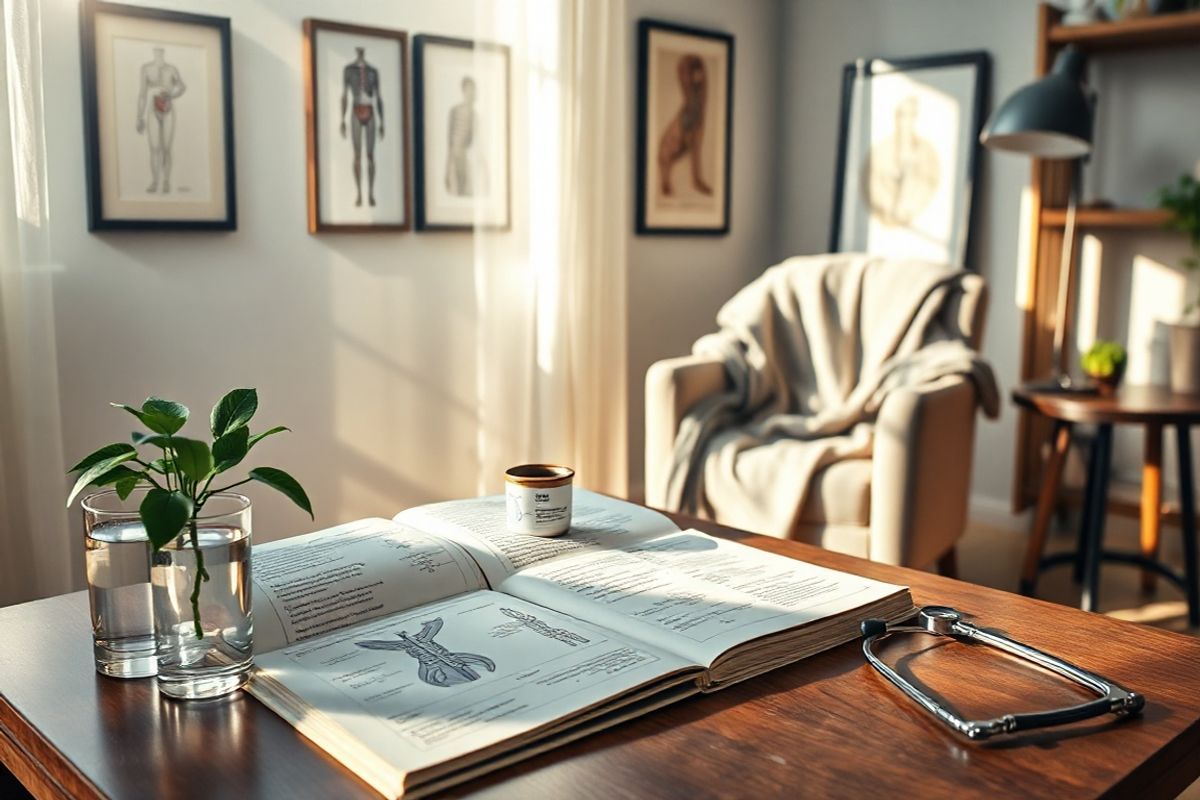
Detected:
[
  {"left": 4, "top": 512, "right": 1200, "bottom": 799},
  {"left": 1013, "top": 385, "right": 1200, "bottom": 625}
]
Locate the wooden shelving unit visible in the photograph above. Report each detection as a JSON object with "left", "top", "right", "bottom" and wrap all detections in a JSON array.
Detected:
[
  {"left": 1040, "top": 207, "right": 1173, "bottom": 229},
  {"left": 1013, "top": 5, "right": 1200, "bottom": 513},
  {"left": 1048, "top": 8, "right": 1200, "bottom": 50}
]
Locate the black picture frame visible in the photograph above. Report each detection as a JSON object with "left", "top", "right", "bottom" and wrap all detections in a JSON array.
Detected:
[
  {"left": 412, "top": 34, "right": 511, "bottom": 232},
  {"left": 828, "top": 50, "right": 990, "bottom": 268},
  {"left": 635, "top": 19, "right": 734, "bottom": 236},
  {"left": 80, "top": 0, "right": 237, "bottom": 231},
  {"left": 303, "top": 18, "right": 411, "bottom": 234}
]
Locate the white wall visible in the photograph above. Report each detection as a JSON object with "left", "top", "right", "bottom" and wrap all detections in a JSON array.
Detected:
[
  {"left": 625, "top": 0, "right": 781, "bottom": 499},
  {"left": 44, "top": 0, "right": 490, "bottom": 548}
]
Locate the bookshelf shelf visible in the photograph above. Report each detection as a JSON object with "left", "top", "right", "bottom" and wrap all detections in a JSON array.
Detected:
[
  {"left": 1039, "top": 207, "right": 1173, "bottom": 229},
  {"left": 1048, "top": 9, "right": 1200, "bottom": 51}
]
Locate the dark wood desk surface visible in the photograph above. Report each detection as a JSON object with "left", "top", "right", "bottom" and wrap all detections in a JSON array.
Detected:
[{"left": 4, "top": 513, "right": 1200, "bottom": 799}]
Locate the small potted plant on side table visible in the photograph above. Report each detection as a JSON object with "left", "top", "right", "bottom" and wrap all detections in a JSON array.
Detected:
[
  {"left": 1080, "top": 340, "right": 1127, "bottom": 397},
  {"left": 67, "top": 388, "right": 312, "bottom": 700},
  {"left": 1157, "top": 173, "right": 1200, "bottom": 394}
]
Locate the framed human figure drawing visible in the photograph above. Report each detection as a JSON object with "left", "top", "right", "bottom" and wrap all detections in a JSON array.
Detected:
[
  {"left": 829, "top": 51, "right": 990, "bottom": 267},
  {"left": 412, "top": 35, "right": 511, "bottom": 232},
  {"left": 636, "top": 19, "right": 734, "bottom": 236},
  {"left": 80, "top": 0, "right": 236, "bottom": 231},
  {"left": 304, "top": 19, "right": 411, "bottom": 233}
]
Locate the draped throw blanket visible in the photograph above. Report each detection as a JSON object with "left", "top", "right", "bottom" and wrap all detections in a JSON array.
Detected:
[{"left": 664, "top": 254, "right": 999, "bottom": 538}]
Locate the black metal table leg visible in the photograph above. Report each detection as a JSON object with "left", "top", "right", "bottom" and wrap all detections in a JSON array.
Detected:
[
  {"left": 1075, "top": 428, "right": 1100, "bottom": 583},
  {"left": 1177, "top": 425, "right": 1199, "bottom": 627},
  {"left": 1081, "top": 424, "right": 1114, "bottom": 613}
]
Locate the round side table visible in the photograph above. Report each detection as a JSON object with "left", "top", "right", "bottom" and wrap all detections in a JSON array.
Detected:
[{"left": 1014, "top": 384, "right": 1200, "bottom": 626}]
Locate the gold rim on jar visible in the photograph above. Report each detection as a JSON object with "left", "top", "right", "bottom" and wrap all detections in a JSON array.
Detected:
[{"left": 504, "top": 464, "right": 575, "bottom": 489}]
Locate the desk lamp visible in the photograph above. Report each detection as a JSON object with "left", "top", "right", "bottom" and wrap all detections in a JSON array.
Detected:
[{"left": 981, "top": 45, "right": 1094, "bottom": 392}]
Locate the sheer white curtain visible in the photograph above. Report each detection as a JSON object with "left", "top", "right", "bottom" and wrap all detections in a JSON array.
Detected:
[
  {"left": 471, "top": 0, "right": 629, "bottom": 496},
  {"left": 1, "top": 0, "right": 74, "bottom": 605}
]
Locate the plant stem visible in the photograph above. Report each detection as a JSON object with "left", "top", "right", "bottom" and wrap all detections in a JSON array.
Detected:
[
  {"left": 202, "top": 477, "right": 252, "bottom": 504},
  {"left": 187, "top": 517, "right": 210, "bottom": 640}
]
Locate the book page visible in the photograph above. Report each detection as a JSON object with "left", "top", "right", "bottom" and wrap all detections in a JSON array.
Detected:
[
  {"left": 393, "top": 489, "right": 680, "bottom": 586},
  {"left": 253, "top": 590, "right": 696, "bottom": 783},
  {"left": 253, "top": 519, "right": 487, "bottom": 653},
  {"left": 499, "top": 529, "right": 907, "bottom": 667}
]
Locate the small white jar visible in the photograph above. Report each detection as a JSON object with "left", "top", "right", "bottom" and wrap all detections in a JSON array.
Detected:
[{"left": 505, "top": 464, "right": 574, "bottom": 537}]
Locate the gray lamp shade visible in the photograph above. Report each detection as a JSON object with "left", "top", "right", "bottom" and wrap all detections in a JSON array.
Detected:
[{"left": 980, "top": 46, "right": 1093, "bottom": 160}]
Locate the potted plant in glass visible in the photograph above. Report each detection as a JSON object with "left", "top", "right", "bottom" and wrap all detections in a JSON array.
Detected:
[
  {"left": 1080, "top": 340, "right": 1127, "bottom": 397},
  {"left": 67, "top": 388, "right": 312, "bottom": 700},
  {"left": 1157, "top": 173, "right": 1200, "bottom": 394}
]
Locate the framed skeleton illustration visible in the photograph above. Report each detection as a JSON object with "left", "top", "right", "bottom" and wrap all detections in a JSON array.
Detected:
[
  {"left": 412, "top": 35, "right": 511, "bottom": 232},
  {"left": 636, "top": 20, "right": 734, "bottom": 236},
  {"left": 304, "top": 19, "right": 411, "bottom": 233},
  {"left": 829, "top": 51, "right": 990, "bottom": 268},
  {"left": 80, "top": 0, "right": 236, "bottom": 231}
]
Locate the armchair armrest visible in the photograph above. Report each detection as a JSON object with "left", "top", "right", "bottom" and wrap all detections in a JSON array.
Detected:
[
  {"left": 644, "top": 355, "right": 728, "bottom": 507},
  {"left": 870, "top": 375, "right": 980, "bottom": 567}
]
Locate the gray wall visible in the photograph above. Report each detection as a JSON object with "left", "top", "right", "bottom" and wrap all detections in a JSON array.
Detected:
[{"left": 775, "top": 0, "right": 1199, "bottom": 510}]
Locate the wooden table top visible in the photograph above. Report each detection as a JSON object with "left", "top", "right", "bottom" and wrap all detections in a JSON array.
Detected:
[
  {"left": 4, "top": 512, "right": 1200, "bottom": 799},
  {"left": 1012, "top": 383, "right": 1200, "bottom": 426}
]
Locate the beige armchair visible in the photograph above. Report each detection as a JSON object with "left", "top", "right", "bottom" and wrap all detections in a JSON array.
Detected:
[{"left": 645, "top": 274, "right": 988, "bottom": 573}]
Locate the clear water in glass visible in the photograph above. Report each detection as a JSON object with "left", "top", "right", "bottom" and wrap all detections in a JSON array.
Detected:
[
  {"left": 152, "top": 521, "right": 253, "bottom": 700},
  {"left": 85, "top": 516, "right": 157, "bottom": 679}
]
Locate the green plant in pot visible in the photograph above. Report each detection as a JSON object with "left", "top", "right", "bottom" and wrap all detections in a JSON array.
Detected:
[
  {"left": 67, "top": 388, "right": 312, "bottom": 699},
  {"left": 1080, "top": 340, "right": 1127, "bottom": 397},
  {"left": 1157, "top": 173, "right": 1200, "bottom": 394}
]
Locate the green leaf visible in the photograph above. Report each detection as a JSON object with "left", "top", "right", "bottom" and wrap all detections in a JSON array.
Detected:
[
  {"left": 66, "top": 451, "right": 139, "bottom": 507},
  {"left": 212, "top": 427, "right": 249, "bottom": 472},
  {"left": 249, "top": 467, "right": 313, "bottom": 519},
  {"left": 139, "top": 489, "right": 194, "bottom": 550},
  {"left": 68, "top": 442, "right": 136, "bottom": 473},
  {"left": 91, "top": 464, "right": 144, "bottom": 487},
  {"left": 171, "top": 437, "right": 214, "bottom": 482},
  {"left": 210, "top": 388, "right": 258, "bottom": 438},
  {"left": 148, "top": 457, "right": 175, "bottom": 475},
  {"left": 247, "top": 425, "right": 289, "bottom": 449},
  {"left": 142, "top": 397, "right": 188, "bottom": 435},
  {"left": 112, "top": 398, "right": 188, "bottom": 436},
  {"left": 115, "top": 476, "right": 140, "bottom": 501}
]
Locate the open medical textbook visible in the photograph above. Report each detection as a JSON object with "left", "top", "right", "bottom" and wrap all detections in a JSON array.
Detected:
[{"left": 247, "top": 490, "right": 914, "bottom": 798}]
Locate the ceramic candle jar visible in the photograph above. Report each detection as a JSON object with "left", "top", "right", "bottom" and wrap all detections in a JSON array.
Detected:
[{"left": 505, "top": 464, "right": 574, "bottom": 537}]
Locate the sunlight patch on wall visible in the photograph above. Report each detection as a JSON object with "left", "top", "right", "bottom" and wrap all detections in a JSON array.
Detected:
[
  {"left": 1014, "top": 187, "right": 1035, "bottom": 311},
  {"left": 1074, "top": 234, "right": 1103, "bottom": 354},
  {"left": 1126, "top": 253, "right": 1185, "bottom": 386}
]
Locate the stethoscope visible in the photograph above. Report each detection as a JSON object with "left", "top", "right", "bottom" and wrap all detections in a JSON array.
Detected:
[{"left": 861, "top": 606, "right": 1144, "bottom": 740}]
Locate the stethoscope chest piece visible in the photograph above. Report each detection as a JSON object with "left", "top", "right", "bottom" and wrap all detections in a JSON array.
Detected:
[{"left": 861, "top": 606, "right": 1144, "bottom": 740}]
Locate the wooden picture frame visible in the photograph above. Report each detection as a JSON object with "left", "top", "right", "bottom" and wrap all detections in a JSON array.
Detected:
[
  {"left": 412, "top": 34, "right": 511, "bottom": 232},
  {"left": 80, "top": 0, "right": 236, "bottom": 231},
  {"left": 829, "top": 50, "right": 990, "bottom": 268},
  {"left": 635, "top": 19, "right": 734, "bottom": 236},
  {"left": 303, "top": 19, "right": 411, "bottom": 233}
]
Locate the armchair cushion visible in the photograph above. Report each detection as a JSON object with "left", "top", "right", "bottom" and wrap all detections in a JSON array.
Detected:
[{"left": 798, "top": 458, "right": 872, "bottom": 527}]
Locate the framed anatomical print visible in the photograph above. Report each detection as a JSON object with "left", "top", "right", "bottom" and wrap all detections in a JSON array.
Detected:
[
  {"left": 829, "top": 51, "right": 990, "bottom": 268},
  {"left": 636, "top": 20, "right": 734, "bottom": 236},
  {"left": 412, "top": 35, "right": 511, "bottom": 232},
  {"left": 304, "top": 19, "right": 410, "bottom": 233},
  {"left": 80, "top": 0, "right": 236, "bottom": 231}
]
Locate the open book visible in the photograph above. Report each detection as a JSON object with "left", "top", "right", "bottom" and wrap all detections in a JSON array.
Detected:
[{"left": 247, "top": 490, "right": 913, "bottom": 798}]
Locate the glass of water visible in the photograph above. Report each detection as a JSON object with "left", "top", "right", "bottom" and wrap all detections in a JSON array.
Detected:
[
  {"left": 83, "top": 489, "right": 157, "bottom": 679},
  {"left": 151, "top": 493, "right": 253, "bottom": 700}
]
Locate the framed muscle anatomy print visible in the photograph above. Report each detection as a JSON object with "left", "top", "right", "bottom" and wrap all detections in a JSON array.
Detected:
[
  {"left": 636, "top": 20, "right": 734, "bottom": 236},
  {"left": 304, "top": 19, "right": 411, "bottom": 233},
  {"left": 80, "top": 0, "right": 236, "bottom": 231}
]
